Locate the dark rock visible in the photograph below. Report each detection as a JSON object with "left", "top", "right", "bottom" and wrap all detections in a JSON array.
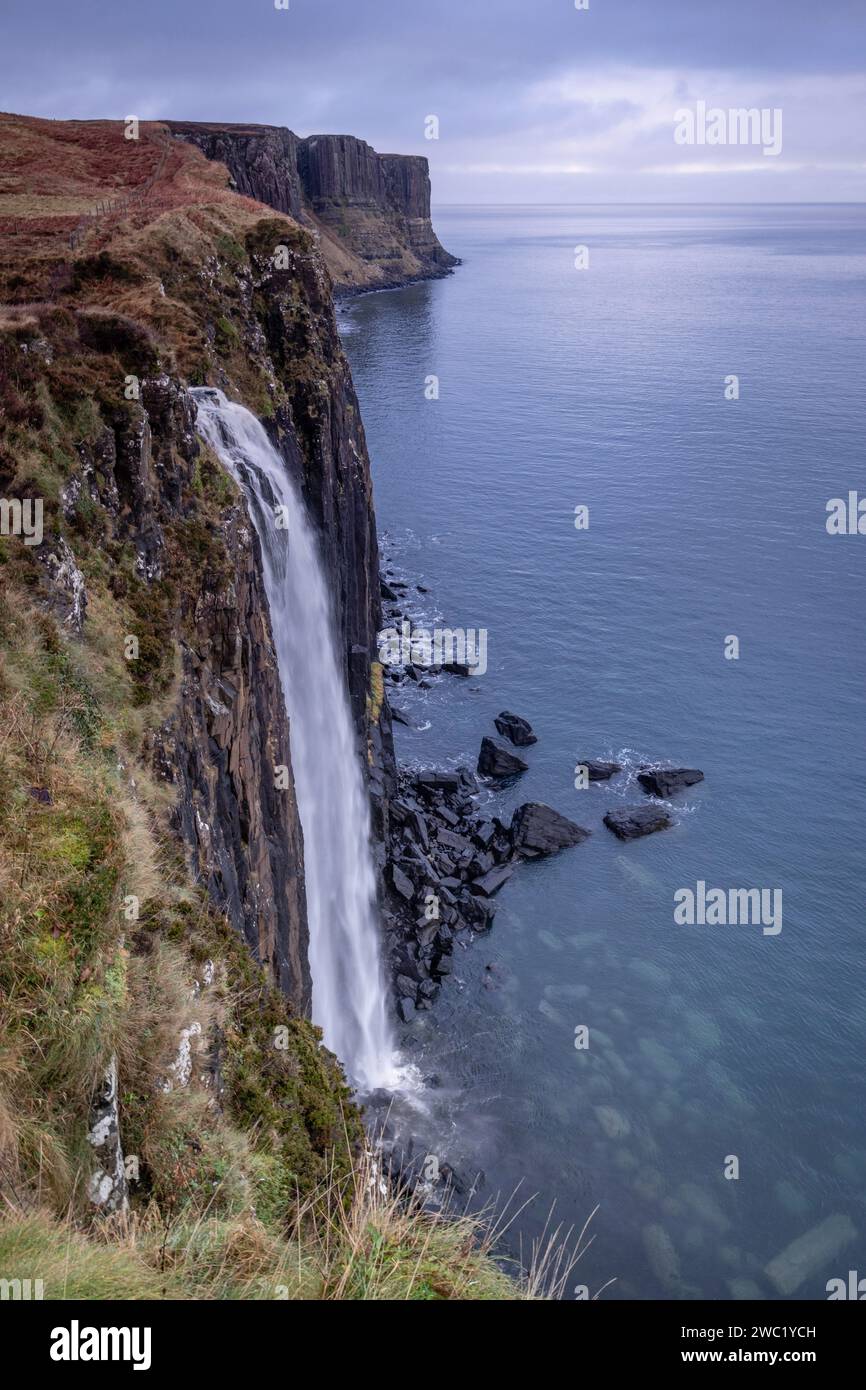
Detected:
[
  {"left": 397, "top": 997, "right": 415, "bottom": 1023},
  {"left": 408, "top": 809, "right": 430, "bottom": 851},
  {"left": 416, "top": 770, "right": 460, "bottom": 794},
  {"left": 442, "top": 662, "right": 472, "bottom": 676},
  {"left": 637, "top": 767, "right": 704, "bottom": 798},
  {"left": 390, "top": 705, "right": 411, "bottom": 726},
  {"left": 437, "top": 828, "right": 472, "bottom": 855},
  {"left": 603, "top": 805, "right": 673, "bottom": 840},
  {"left": 510, "top": 802, "right": 590, "bottom": 856},
  {"left": 470, "top": 864, "right": 514, "bottom": 897},
  {"left": 578, "top": 758, "right": 622, "bottom": 781},
  {"left": 477, "top": 737, "right": 528, "bottom": 780},
  {"left": 396, "top": 974, "right": 418, "bottom": 999},
  {"left": 381, "top": 579, "right": 399, "bottom": 602},
  {"left": 494, "top": 711, "right": 537, "bottom": 747},
  {"left": 391, "top": 863, "right": 415, "bottom": 901},
  {"left": 473, "top": 820, "right": 497, "bottom": 849}
]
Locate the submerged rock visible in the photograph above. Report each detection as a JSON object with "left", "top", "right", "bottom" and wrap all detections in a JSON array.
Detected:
[
  {"left": 477, "top": 737, "right": 528, "bottom": 779},
  {"left": 642, "top": 1224, "right": 683, "bottom": 1292},
  {"left": 595, "top": 1105, "right": 631, "bottom": 1140},
  {"left": 494, "top": 711, "right": 537, "bottom": 746},
  {"left": 510, "top": 802, "right": 590, "bottom": 856},
  {"left": 765, "top": 1214, "right": 857, "bottom": 1296},
  {"left": 604, "top": 805, "right": 673, "bottom": 839},
  {"left": 638, "top": 767, "right": 704, "bottom": 798}
]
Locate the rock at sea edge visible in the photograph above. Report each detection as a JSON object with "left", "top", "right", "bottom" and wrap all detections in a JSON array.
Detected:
[
  {"left": 638, "top": 767, "right": 703, "bottom": 798},
  {"left": 477, "top": 736, "right": 528, "bottom": 779},
  {"left": 510, "top": 802, "right": 590, "bottom": 856},
  {"left": 494, "top": 710, "right": 537, "bottom": 746},
  {"left": 604, "top": 805, "right": 672, "bottom": 840}
]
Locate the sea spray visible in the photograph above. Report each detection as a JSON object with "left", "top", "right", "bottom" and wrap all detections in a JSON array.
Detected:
[{"left": 193, "top": 389, "right": 399, "bottom": 1092}]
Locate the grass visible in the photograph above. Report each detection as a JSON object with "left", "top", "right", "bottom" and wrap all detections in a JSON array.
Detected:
[{"left": 0, "top": 1145, "right": 594, "bottom": 1300}]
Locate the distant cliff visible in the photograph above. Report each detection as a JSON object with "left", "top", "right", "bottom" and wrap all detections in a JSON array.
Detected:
[{"left": 167, "top": 121, "right": 459, "bottom": 292}]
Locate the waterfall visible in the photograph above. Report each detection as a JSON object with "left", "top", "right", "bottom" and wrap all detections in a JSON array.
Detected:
[{"left": 192, "top": 388, "right": 398, "bottom": 1093}]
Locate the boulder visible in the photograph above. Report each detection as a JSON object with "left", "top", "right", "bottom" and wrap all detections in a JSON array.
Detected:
[
  {"left": 477, "top": 737, "right": 528, "bottom": 779},
  {"left": 638, "top": 767, "right": 703, "bottom": 798},
  {"left": 510, "top": 802, "right": 590, "bottom": 856},
  {"left": 470, "top": 864, "right": 514, "bottom": 897},
  {"left": 390, "top": 863, "right": 415, "bottom": 900},
  {"left": 416, "top": 770, "right": 461, "bottom": 794},
  {"left": 473, "top": 820, "right": 497, "bottom": 849},
  {"left": 604, "top": 805, "right": 672, "bottom": 840},
  {"left": 442, "top": 661, "right": 472, "bottom": 677},
  {"left": 408, "top": 809, "right": 429, "bottom": 851},
  {"left": 494, "top": 711, "right": 537, "bottom": 747},
  {"left": 437, "top": 828, "right": 473, "bottom": 855},
  {"left": 577, "top": 758, "right": 622, "bottom": 781}
]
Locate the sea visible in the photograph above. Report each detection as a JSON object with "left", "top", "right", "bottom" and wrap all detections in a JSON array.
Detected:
[{"left": 339, "top": 204, "right": 866, "bottom": 1300}]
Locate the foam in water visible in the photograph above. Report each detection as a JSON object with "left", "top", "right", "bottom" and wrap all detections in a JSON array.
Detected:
[{"left": 192, "top": 388, "right": 403, "bottom": 1093}]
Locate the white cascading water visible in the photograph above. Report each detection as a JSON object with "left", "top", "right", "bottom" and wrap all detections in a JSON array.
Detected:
[{"left": 193, "top": 388, "right": 399, "bottom": 1093}]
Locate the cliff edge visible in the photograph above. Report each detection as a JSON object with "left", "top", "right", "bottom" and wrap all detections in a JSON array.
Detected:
[{"left": 167, "top": 121, "right": 459, "bottom": 292}]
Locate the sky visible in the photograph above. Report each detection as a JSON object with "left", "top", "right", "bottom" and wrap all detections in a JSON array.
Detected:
[{"left": 2, "top": 0, "right": 865, "bottom": 203}]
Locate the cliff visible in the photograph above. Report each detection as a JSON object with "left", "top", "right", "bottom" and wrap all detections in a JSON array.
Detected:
[
  {"left": 167, "top": 121, "right": 459, "bottom": 293},
  {"left": 0, "top": 111, "right": 536, "bottom": 1302},
  {"left": 166, "top": 121, "right": 305, "bottom": 220},
  {"left": 0, "top": 113, "right": 389, "bottom": 1212}
]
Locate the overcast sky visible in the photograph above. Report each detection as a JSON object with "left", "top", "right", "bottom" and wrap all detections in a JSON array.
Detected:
[{"left": 3, "top": 0, "right": 865, "bottom": 202}]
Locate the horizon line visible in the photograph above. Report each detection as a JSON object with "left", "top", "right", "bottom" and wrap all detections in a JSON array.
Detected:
[{"left": 431, "top": 200, "right": 866, "bottom": 207}]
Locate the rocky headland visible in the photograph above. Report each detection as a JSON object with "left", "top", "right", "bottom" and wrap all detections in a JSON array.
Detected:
[{"left": 166, "top": 121, "right": 460, "bottom": 294}]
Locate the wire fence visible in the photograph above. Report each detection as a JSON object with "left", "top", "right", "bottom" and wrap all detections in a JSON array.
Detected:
[{"left": 68, "top": 133, "right": 170, "bottom": 251}]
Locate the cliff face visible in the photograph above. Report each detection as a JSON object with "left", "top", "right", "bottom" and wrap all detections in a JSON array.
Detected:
[
  {"left": 0, "top": 115, "right": 397, "bottom": 1012},
  {"left": 16, "top": 345, "right": 314, "bottom": 1011},
  {"left": 167, "top": 121, "right": 459, "bottom": 293},
  {"left": 166, "top": 122, "right": 304, "bottom": 220},
  {"left": 0, "top": 112, "right": 393, "bottom": 1234}
]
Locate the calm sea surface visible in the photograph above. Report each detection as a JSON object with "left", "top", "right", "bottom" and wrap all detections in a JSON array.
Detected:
[{"left": 340, "top": 205, "right": 866, "bottom": 1299}]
